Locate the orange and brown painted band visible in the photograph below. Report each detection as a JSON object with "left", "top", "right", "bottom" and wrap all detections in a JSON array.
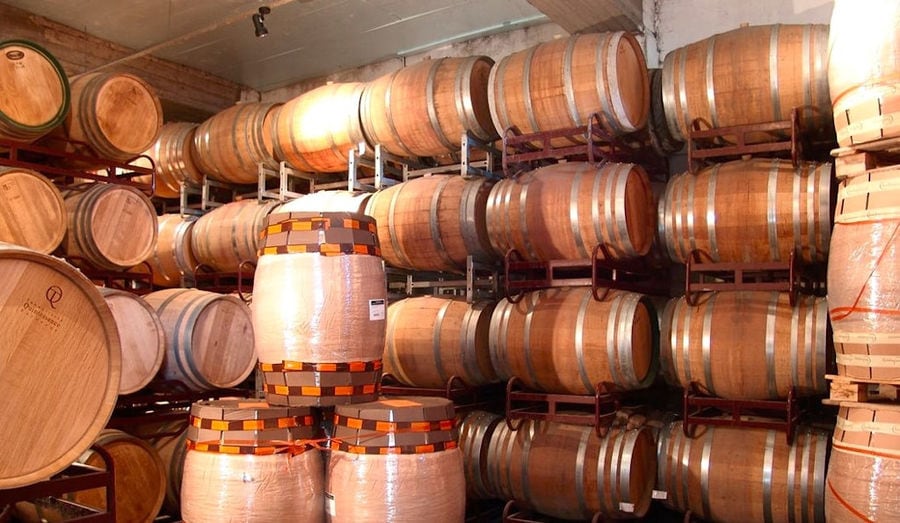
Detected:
[
  {"left": 259, "top": 359, "right": 383, "bottom": 373},
  {"left": 333, "top": 414, "right": 456, "bottom": 433}
]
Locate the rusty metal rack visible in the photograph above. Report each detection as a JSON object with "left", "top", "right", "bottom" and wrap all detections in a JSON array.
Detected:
[
  {"left": 0, "top": 444, "right": 116, "bottom": 522},
  {"left": 380, "top": 374, "right": 504, "bottom": 413},
  {"left": 504, "top": 377, "right": 620, "bottom": 437},
  {"left": 0, "top": 137, "right": 155, "bottom": 196},
  {"left": 405, "top": 131, "right": 500, "bottom": 180},
  {"left": 308, "top": 142, "right": 412, "bottom": 192},
  {"left": 686, "top": 110, "right": 802, "bottom": 173},
  {"left": 684, "top": 249, "right": 825, "bottom": 306},
  {"left": 177, "top": 176, "right": 241, "bottom": 216},
  {"left": 67, "top": 258, "right": 155, "bottom": 295},
  {"left": 682, "top": 383, "right": 804, "bottom": 445},
  {"left": 504, "top": 245, "right": 670, "bottom": 303},
  {"left": 191, "top": 262, "right": 254, "bottom": 301},
  {"left": 387, "top": 256, "right": 499, "bottom": 303},
  {"left": 256, "top": 161, "right": 308, "bottom": 202}
]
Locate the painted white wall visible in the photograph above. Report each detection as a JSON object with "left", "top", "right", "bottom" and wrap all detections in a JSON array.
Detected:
[{"left": 642, "top": 0, "right": 834, "bottom": 67}]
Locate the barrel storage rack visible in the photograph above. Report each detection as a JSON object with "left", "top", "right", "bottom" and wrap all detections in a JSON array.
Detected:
[{"left": 380, "top": 373, "right": 505, "bottom": 414}]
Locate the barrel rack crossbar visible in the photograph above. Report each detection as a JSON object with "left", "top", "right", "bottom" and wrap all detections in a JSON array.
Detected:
[
  {"left": 502, "top": 499, "right": 606, "bottom": 523},
  {"left": 386, "top": 255, "right": 499, "bottom": 304},
  {"left": 190, "top": 260, "right": 255, "bottom": 301},
  {"left": 66, "top": 257, "right": 155, "bottom": 295},
  {"left": 380, "top": 374, "right": 504, "bottom": 414},
  {"left": 504, "top": 377, "right": 620, "bottom": 438},
  {"left": 0, "top": 444, "right": 116, "bottom": 522},
  {"left": 682, "top": 383, "right": 803, "bottom": 446}
]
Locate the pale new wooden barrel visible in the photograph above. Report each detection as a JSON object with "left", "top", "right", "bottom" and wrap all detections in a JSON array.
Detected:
[
  {"left": 181, "top": 400, "right": 324, "bottom": 523},
  {"left": 384, "top": 296, "right": 497, "bottom": 388},
  {"left": 365, "top": 174, "right": 495, "bottom": 273},
  {"left": 489, "top": 288, "right": 656, "bottom": 394},
  {"left": 486, "top": 419, "right": 656, "bottom": 520},
  {"left": 272, "top": 83, "right": 367, "bottom": 173},
  {"left": 488, "top": 33, "right": 649, "bottom": 141},
  {"left": 144, "top": 289, "right": 256, "bottom": 391},
  {"left": 0, "top": 167, "right": 66, "bottom": 254},
  {"left": 828, "top": 219, "right": 900, "bottom": 382},
  {"left": 61, "top": 183, "right": 158, "bottom": 270},
  {"left": 189, "top": 199, "right": 279, "bottom": 273},
  {"left": 661, "top": 24, "right": 831, "bottom": 142},
  {"left": 661, "top": 158, "right": 832, "bottom": 264},
  {"left": 70, "top": 429, "right": 166, "bottom": 523},
  {"left": 254, "top": 212, "right": 386, "bottom": 407},
  {"left": 97, "top": 288, "right": 165, "bottom": 395},
  {"left": 826, "top": 402, "right": 900, "bottom": 521},
  {"left": 0, "top": 242, "right": 121, "bottom": 488},
  {"left": 276, "top": 190, "right": 371, "bottom": 214},
  {"left": 0, "top": 40, "right": 69, "bottom": 143},
  {"left": 60, "top": 72, "right": 163, "bottom": 162},
  {"left": 361, "top": 56, "right": 496, "bottom": 158},
  {"left": 486, "top": 162, "right": 655, "bottom": 261},
  {"left": 457, "top": 410, "right": 504, "bottom": 500},
  {"left": 657, "top": 422, "right": 828, "bottom": 523},
  {"left": 193, "top": 102, "right": 280, "bottom": 184},
  {"left": 661, "top": 291, "right": 828, "bottom": 399},
  {"left": 328, "top": 397, "right": 465, "bottom": 522},
  {"left": 828, "top": 0, "right": 900, "bottom": 147},
  {"left": 137, "top": 122, "right": 206, "bottom": 199},
  {"left": 139, "top": 214, "right": 198, "bottom": 288}
]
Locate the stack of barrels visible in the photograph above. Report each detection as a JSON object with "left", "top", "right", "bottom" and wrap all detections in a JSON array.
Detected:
[{"left": 823, "top": 2, "right": 900, "bottom": 521}]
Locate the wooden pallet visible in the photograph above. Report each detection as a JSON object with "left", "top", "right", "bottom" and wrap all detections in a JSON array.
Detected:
[
  {"left": 832, "top": 137, "right": 900, "bottom": 179},
  {"left": 824, "top": 374, "right": 900, "bottom": 405}
]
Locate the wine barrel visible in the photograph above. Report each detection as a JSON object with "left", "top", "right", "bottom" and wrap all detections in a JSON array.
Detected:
[
  {"left": 385, "top": 296, "right": 497, "bottom": 388},
  {"left": 487, "top": 418, "right": 656, "bottom": 520},
  {"left": 828, "top": 219, "right": 900, "bottom": 382},
  {"left": 486, "top": 162, "right": 655, "bottom": 261},
  {"left": 488, "top": 32, "right": 649, "bottom": 141},
  {"left": 276, "top": 190, "right": 371, "bottom": 214},
  {"left": 0, "top": 40, "right": 69, "bottom": 143},
  {"left": 489, "top": 288, "right": 656, "bottom": 394},
  {"left": 661, "top": 158, "right": 831, "bottom": 264},
  {"left": 61, "top": 184, "right": 158, "bottom": 270},
  {"left": 661, "top": 24, "right": 831, "bottom": 142},
  {"left": 139, "top": 214, "right": 198, "bottom": 288},
  {"left": 657, "top": 422, "right": 828, "bottom": 523},
  {"left": 144, "top": 288, "right": 256, "bottom": 391},
  {"left": 137, "top": 122, "right": 206, "bottom": 199},
  {"left": 826, "top": 402, "right": 900, "bottom": 521},
  {"left": 181, "top": 400, "right": 324, "bottom": 523},
  {"left": 0, "top": 167, "right": 66, "bottom": 254},
  {"left": 361, "top": 56, "right": 496, "bottom": 157},
  {"left": 661, "top": 291, "right": 828, "bottom": 399},
  {"left": 97, "top": 288, "right": 165, "bottom": 395},
  {"left": 272, "top": 83, "right": 367, "bottom": 173},
  {"left": 648, "top": 68, "right": 683, "bottom": 155},
  {"left": 70, "top": 430, "right": 166, "bottom": 523},
  {"left": 193, "top": 102, "right": 280, "bottom": 184},
  {"left": 151, "top": 423, "right": 189, "bottom": 516},
  {"left": 828, "top": 0, "right": 900, "bottom": 147},
  {"left": 0, "top": 242, "right": 121, "bottom": 488},
  {"left": 254, "top": 212, "right": 386, "bottom": 407},
  {"left": 365, "top": 174, "right": 495, "bottom": 273},
  {"left": 327, "top": 397, "right": 465, "bottom": 522},
  {"left": 190, "top": 199, "right": 279, "bottom": 273},
  {"left": 458, "top": 410, "right": 504, "bottom": 500},
  {"left": 57, "top": 72, "right": 163, "bottom": 162}
]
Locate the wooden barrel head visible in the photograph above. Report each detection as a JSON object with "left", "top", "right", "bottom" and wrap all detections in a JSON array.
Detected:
[
  {"left": 0, "top": 40, "right": 69, "bottom": 142},
  {"left": 0, "top": 167, "right": 66, "bottom": 254},
  {"left": 98, "top": 288, "right": 165, "bottom": 395}
]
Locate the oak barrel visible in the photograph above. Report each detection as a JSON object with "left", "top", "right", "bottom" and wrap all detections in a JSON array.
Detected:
[
  {"left": 193, "top": 102, "right": 280, "bottom": 184},
  {"left": 272, "top": 83, "right": 367, "bottom": 173},
  {"left": 360, "top": 56, "right": 497, "bottom": 157},
  {"left": 327, "top": 397, "right": 465, "bottom": 522},
  {"left": 0, "top": 40, "right": 69, "bottom": 143},
  {"left": 189, "top": 199, "right": 279, "bottom": 273},
  {"left": 254, "top": 212, "right": 386, "bottom": 407},
  {"left": 276, "top": 190, "right": 371, "bottom": 214},
  {"left": 138, "top": 122, "right": 206, "bottom": 199},
  {"left": 181, "top": 400, "right": 324, "bottom": 523},
  {"left": 139, "top": 214, "right": 198, "bottom": 288},
  {"left": 0, "top": 167, "right": 66, "bottom": 254},
  {"left": 661, "top": 24, "right": 831, "bottom": 142},
  {"left": 657, "top": 422, "right": 828, "bottom": 523},
  {"left": 144, "top": 289, "right": 256, "bottom": 391},
  {"left": 365, "top": 174, "right": 495, "bottom": 273},
  {"left": 57, "top": 72, "right": 163, "bottom": 162},
  {"left": 70, "top": 429, "right": 166, "bottom": 523},
  {"left": 661, "top": 158, "right": 832, "bottom": 264},
  {"left": 488, "top": 32, "right": 649, "bottom": 140},
  {"left": 661, "top": 291, "right": 828, "bottom": 399},
  {"left": 458, "top": 410, "right": 504, "bottom": 500},
  {"left": 97, "top": 288, "right": 165, "bottom": 395},
  {"left": 828, "top": 219, "right": 900, "bottom": 382},
  {"left": 826, "top": 402, "right": 900, "bottom": 521},
  {"left": 0, "top": 242, "right": 121, "bottom": 488},
  {"left": 151, "top": 424, "right": 188, "bottom": 516},
  {"left": 828, "top": 0, "right": 900, "bottom": 147},
  {"left": 489, "top": 288, "right": 656, "bottom": 394},
  {"left": 486, "top": 419, "right": 657, "bottom": 520},
  {"left": 61, "top": 183, "right": 158, "bottom": 270},
  {"left": 385, "top": 296, "right": 497, "bottom": 388},
  {"left": 487, "top": 162, "right": 655, "bottom": 261}
]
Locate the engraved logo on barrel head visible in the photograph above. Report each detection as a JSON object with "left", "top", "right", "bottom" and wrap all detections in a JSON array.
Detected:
[
  {"left": 46, "top": 285, "right": 63, "bottom": 309},
  {"left": 5, "top": 50, "right": 25, "bottom": 61}
]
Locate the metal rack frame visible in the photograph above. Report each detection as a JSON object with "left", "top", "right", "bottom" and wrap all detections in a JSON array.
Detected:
[
  {"left": 686, "top": 109, "right": 802, "bottom": 172},
  {"left": 387, "top": 255, "right": 499, "bottom": 304},
  {"left": 191, "top": 261, "right": 255, "bottom": 302},
  {"left": 504, "top": 377, "right": 620, "bottom": 438},
  {"left": 380, "top": 374, "right": 504, "bottom": 413},
  {"left": 65, "top": 258, "right": 155, "bottom": 295}
]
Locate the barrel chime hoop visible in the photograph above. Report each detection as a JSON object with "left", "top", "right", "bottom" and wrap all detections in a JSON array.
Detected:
[
  {"left": 523, "top": 292, "right": 542, "bottom": 389},
  {"left": 813, "top": 299, "right": 827, "bottom": 390},
  {"left": 387, "top": 187, "right": 414, "bottom": 267},
  {"left": 432, "top": 299, "right": 453, "bottom": 383},
  {"left": 605, "top": 32, "right": 630, "bottom": 133},
  {"left": 383, "top": 71, "right": 416, "bottom": 158},
  {"left": 575, "top": 289, "right": 595, "bottom": 393},
  {"left": 787, "top": 431, "right": 799, "bottom": 523},
  {"left": 812, "top": 433, "right": 827, "bottom": 523},
  {"left": 563, "top": 35, "right": 581, "bottom": 126},
  {"left": 594, "top": 34, "right": 616, "bottom": 133},
  {"left": 570, "top": 166, "right": 588, "bottom": 258},
  {"left": 591, "top": 167, "right": 606, "bottom": 254},
  {"left": 687, "top": 167, "right": 698, "bottom": 255},
  {"left": 461, "top": 306, "right": 487, "bottom": 384},
  {"left": 455, "top": 57, "right": 478, "bottom": 140},
  {"left": 765, "top": 292, "right": 780, "bottom": 398},
  {"left": 681, "top": 299, "right": 694, "bottom": 385},
  {"left": 706, "top": 164, "right": 720, "bottom": 260},
  {"left": 816, "top": 164, "right": 831, "bottom": 257},
  {"left": 617, "top": 430, "right": 635, "bottom": 515},
  {"left": 762, "top": 431, "right": 776, "bottom": 523},
  {"left": 705, "top": 35, "right": 719, "bottom": 128},
  {"left": 606, "top": 293, "right": 624, "bottom": 386},
  {"left": 429, "top": 176, "right": 457, "bottom": 268},
  {"left": 519, "top": 181, "right": 537, "bottom": 259},
  {"left": 700, "top": 430, "right": 714, "bottom": 520},
  {"left": 769, "top": 25, "right": 782, "bottom": 121},
  {"left": 679, "top": 428, "right": 693, "bottom": 510},
  {"left": 801, "top": 25, "right": 812, "bottom": 114},
  {"left": 790, "top": 297, "right": 801, "bottom": 389},
  {"left": 489, "top": 56, "right": 511, "bottom": 135},
  {"left": 660, "top": 50, "right": 681, "bottom": 142},
  {"left": 614, "top": 164, "right": 636, "bottom": 256},
  {"left": 616, "top": 293, "right": 640, "bottom": 388},
  {"left": 792, "top": 166, "right": 802, "bottom": 258},
  {"left": 677, "top": 47, "right": 691, "bottom": 137},
  {"left": 596, "top": 426, "right": 613, "bottom": 514},
  {"left": 522, "top": 45, "right": 541, "bottom": 133},
  {"left": 425, "top": 59, "right": 457, "bottom": 152},
  {"left": 574, "top": 427, "right": 592, "bottom": 517},
  {"left": 701, "top": 292, "right": 717, "bottom": 395},
  {"left": 766, "top": 160, "right": 781, "bottom": 261}
]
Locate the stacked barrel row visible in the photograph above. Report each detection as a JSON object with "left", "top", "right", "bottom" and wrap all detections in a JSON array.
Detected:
[{"left": 823, "top": 2, "right": 900, "bottom": 521}]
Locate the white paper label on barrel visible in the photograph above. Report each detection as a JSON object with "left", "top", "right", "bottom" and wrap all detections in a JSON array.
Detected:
[
  {"left": 325, "top": 492, "right": 335, "bottom": 516},
  {"left": 619, "top": 502, "right": 635, "bottom": 513},
  {"left": 652, "top": 490, "right": 668, "bottom": 500},
  {"left": 369, "top": 299, "right": 386, "bottom": 321}
]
